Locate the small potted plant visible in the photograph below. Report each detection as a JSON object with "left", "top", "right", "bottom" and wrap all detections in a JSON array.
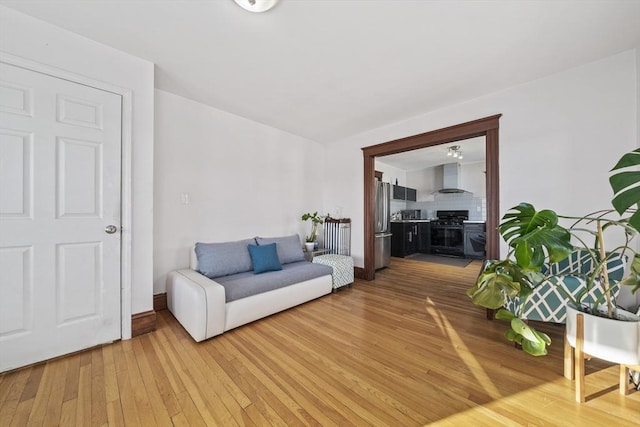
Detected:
[
  {"left": 301, "top": 212, "right": 324, "bottom": 252},
  {"left": 467, "top": 148, "right": 640, "bottom": 360}
]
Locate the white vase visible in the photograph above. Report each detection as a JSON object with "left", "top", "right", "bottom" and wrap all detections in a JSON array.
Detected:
[
  {"left": 305, "top": 242, "right": 315, "bottom": 253},
  {"left": 565, "top": 303, "right": 640, "bottom": 366}
]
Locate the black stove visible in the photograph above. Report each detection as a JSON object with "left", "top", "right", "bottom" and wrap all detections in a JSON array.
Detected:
[
  {"left": 432, "top": 210, "right": 469, "bottom": 226},
  {"left": 430, "top": 210, "right": 468, "bottom": 256}
]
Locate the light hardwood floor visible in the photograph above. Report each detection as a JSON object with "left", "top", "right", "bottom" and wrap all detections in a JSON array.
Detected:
[{"left": 1, "top": 258, "right": 638, "bottom": 426}]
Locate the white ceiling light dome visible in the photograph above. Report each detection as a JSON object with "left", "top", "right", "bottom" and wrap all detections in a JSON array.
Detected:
[{"left": 233, "top": 0, "right": 279, "bottom": 13}]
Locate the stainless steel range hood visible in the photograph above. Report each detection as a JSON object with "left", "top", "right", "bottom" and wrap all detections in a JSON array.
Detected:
[{"left": 438, "top": 163, "right": 469, "bottom": 194}]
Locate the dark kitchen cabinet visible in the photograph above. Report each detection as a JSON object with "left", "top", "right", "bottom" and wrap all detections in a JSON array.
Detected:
[
  {"left": 418, "top": 222, "right": 431, "bottom": 253},
  {"left": 391, "top": 222, "right": 405, "bottom": 257},
  {"left": 464, "top": 222, "right": 486, "bottom": 259},
  {"left": 391, "top": 222, "right": 419, "bottom": 257},
  {"left": 406, "top": 187, "right": 417, "bottom": 202},
  {"left": 392, "top": 185, "right": 406, "bottom": 200},
  {"left": 392, "top": 185, "right": 417, "bottom": 201}
]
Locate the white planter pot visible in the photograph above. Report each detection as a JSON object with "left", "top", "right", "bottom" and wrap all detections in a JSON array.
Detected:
[
  {"left": 305, "top": 242, "right": 315, "bottom": 253},
  {"left": 566, "top": 303, "right": 640, "bottom": 366}
]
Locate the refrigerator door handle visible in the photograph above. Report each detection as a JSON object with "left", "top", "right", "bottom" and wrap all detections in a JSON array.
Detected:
[{"left": 375, "top": 233, "right": 393, "bottom": 238}]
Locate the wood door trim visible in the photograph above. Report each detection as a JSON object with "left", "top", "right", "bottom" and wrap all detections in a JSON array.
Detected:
[{"left": 362, "top": 114, "right": 501, "bottom": 280}]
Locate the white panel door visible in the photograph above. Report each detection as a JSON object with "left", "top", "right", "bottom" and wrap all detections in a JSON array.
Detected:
[{"left": 0, "top": 62, "right": 122, "bottom": 372}]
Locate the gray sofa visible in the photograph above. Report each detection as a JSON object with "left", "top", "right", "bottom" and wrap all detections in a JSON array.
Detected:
[{"left": 166, "top": 235, "right": 333, "bottom": 342}]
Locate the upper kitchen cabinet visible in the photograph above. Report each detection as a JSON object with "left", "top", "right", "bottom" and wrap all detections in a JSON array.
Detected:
[
  {"left": 392, "top": 184, "right": 417, "bottom": 201},
  {"left": 392, "top": 184, "right": 405, "bottom": 200},
  {"left": 406, "top": 187, "right": 417, "bottom": 202}
]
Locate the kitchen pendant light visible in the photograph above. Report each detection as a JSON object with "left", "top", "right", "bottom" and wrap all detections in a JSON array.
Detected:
[
  {"left": 233, "top": 0, "right": 279, "bottom": 13},
  {"left": 447, "top": 145, "right": 463, "bottom": 159}
]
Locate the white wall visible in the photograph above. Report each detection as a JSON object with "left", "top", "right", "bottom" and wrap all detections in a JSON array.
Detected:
[
  {"left": 323, "top": 49, "right": 638, "bottom": 268},
  {"left": 460, "top": 161, "right": 486, "bottom": 197},
  {"left": 374, "top": 160, "right": 406, "bottom": 186},
  {"left": 0, "top": 6, "right": 155, "bottom": 315},
  {"left": 153, "top": 90, "right": 324, "bottom": 293}
]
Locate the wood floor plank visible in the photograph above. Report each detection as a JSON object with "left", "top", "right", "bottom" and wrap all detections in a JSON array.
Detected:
[
  {"left": 113, "top": 342, "right": 140, "bottom": 426},
  {"left": 9, "top": 397, "right": 34, "bottom": 427},
  {"left": 114, "top": 360, "right": 141, "bottom": 427},
  {"left": 59, "top": 398, "right": 77, "bottom": 426},
  {"left": 62, "top": 353, "right": 81, "bottom": 403},
  {"left": 121, "top": 342, "right": 158, "bottom": 427},
  {"left": 105, "top": 399, "right": 125, "bottom": 427},
  {"left": 1, "top": 257, "right": 639, "bottom": 426},
  {"left": 74, "top": 362, "right": 91, "bottom": 427},
  {"left": 19, "top": 364, "right": 44, "bottom": 402},
  {"left": 26, "top": 361, "right": 54, "bottom": 425},
  {"left": 173, "top": 390, "right": 208, "bottom": 427},
  {"left": 138, "top": 335, "right": 181, "bottom": 417},
  {"left": 90, "top": 347, "right": 108, "bottom": 426},
  {"left": 151, "top": 327, "right": 220, "bottom": 426},
  {"left": 0, "top": 368, "right": 30, "bottom": 425},
  {"left": 101, "top": 345, "right": 119, "bottom": 404},
  {"left": 129, "top": 338, "right": 173, "bottom": 427},
  {"left": 160, "top": 328, "right": 240, "bottom": 426},
  {"left": 146, "top": 323, "right": 186, "bottom": 397},
  {"left": 42, "top": 358, "right": 68, "bottom": 427}
]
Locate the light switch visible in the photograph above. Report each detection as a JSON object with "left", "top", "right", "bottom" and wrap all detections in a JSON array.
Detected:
[{"left": 180, "top": 193, "right": 190, "bottom": 205}]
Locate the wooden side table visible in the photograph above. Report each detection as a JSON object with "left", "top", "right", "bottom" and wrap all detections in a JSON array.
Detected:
[{"left": 304, "top": 248, "right": 329, "bottom": 262}]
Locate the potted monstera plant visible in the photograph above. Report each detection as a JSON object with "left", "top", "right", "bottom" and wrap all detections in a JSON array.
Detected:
[{"left": 467, "top": 148, "right": 640, "bottom": 359}]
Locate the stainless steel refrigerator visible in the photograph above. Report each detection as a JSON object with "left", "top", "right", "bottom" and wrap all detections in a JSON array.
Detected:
[{"left": 374, "top": 181, "right": 392, "bottom": 269}]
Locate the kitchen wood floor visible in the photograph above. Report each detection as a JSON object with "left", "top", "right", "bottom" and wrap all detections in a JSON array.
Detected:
[{"left": 1, "top": 257, "right": 638, "bottom": 426}]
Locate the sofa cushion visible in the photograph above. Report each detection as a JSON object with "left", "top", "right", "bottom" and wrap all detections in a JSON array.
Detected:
[
  {"left": 248, "top": 243, "right": 282, "bottom": 274},
  {"left": 214, "top": 261, "right": 333, "bottom": 302},
  {"left": 256, "top": 234, "right": 305, "bottom": 264},
  {"left": 195, "top": 238, "right": 256, "bottom": 278}
]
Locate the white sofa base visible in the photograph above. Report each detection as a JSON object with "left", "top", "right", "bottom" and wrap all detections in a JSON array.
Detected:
[{"left": 167, "top": 268, "right": 332, "bottom": 342}]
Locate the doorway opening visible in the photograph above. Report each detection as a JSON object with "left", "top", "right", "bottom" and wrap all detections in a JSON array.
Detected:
[{"left": 361, "top": 115, "right": 501, "bottom": 280}]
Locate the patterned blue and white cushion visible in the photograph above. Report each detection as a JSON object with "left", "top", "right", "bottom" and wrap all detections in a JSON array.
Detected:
[{"left": 501, "top": 249, "right": 625, "bottom": 324}]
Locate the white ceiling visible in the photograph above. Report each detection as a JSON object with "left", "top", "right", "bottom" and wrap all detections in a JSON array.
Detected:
[
  {"left": 3, "top": 1, "right": 640, "bottom": 143},
  {"left": 377, "top": 136, "right": 485, "bottom": 171}
]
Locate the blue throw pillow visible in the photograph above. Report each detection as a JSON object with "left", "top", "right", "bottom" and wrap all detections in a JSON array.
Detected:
[{"left": 247, "top": 243, "right": 282, "bottom": 274}]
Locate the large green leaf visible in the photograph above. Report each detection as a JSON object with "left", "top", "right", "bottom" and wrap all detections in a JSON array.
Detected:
[
  {"left": 494, "top": 309, "right": 516, "bottom": 321},
  {"left": 522, "top": 337, "right": 548, "bottom": 356},
  {"left": 510, "top": 318, "right": 538, "bottom": 342},
  {"left": 467, "top": 261, "right": 534, "bottom": 309},
  {"left": 511, "top": 319, "right": 550, "bottom": 356},
  {"left": 499, "top": 203, "right": 573, "bottom": 270},
  {"left": 620, "top": 253, "right": 640, "bottom": 294},
  {"left": 610, "top": 148, "right": 640, "bottom": 233},
  {"left": 496, "top": 312, "right": 551, "bottom": 356}
]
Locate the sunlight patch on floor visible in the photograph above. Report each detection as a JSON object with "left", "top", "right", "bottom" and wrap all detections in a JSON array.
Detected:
[
  {"left": 424, "top": 296, "right": 502, "bottom": 400},
  {"left": 428, "top": 364, "right": 639, "bottom": 426}
]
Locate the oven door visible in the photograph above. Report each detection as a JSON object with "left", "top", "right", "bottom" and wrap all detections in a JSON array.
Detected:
[{"left": 430, "top": 224, "right": 465, "bottom": 257}]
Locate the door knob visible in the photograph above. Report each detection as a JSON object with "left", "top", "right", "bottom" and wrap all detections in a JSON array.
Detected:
[{"left": 105, "top": 225, "right": 118, "bottom": 234}]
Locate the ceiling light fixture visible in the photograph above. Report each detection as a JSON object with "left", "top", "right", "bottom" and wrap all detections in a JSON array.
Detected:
[
  {"left": 447, "top": 145, "right": 463, "bottom": 160},
  {"left": 233, "top": 0, "right": 279, "bottom": 13}
]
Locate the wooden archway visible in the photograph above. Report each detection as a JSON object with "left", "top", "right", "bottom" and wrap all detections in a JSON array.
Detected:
[{"left": 361, "top": 115, "right": 501, "bottom": 280}]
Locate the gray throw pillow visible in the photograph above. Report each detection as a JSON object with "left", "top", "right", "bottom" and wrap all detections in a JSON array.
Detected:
[
  {"left": 256, "top": 234, "right": 305, "bottom": 264},
  {"left": 195, "top": 238, "right": 256, "bottom": 278}
]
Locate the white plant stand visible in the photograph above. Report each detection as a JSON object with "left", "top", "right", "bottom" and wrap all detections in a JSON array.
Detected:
[{"left": 564, "top": 304, "right": 640, "bottom": 402}]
